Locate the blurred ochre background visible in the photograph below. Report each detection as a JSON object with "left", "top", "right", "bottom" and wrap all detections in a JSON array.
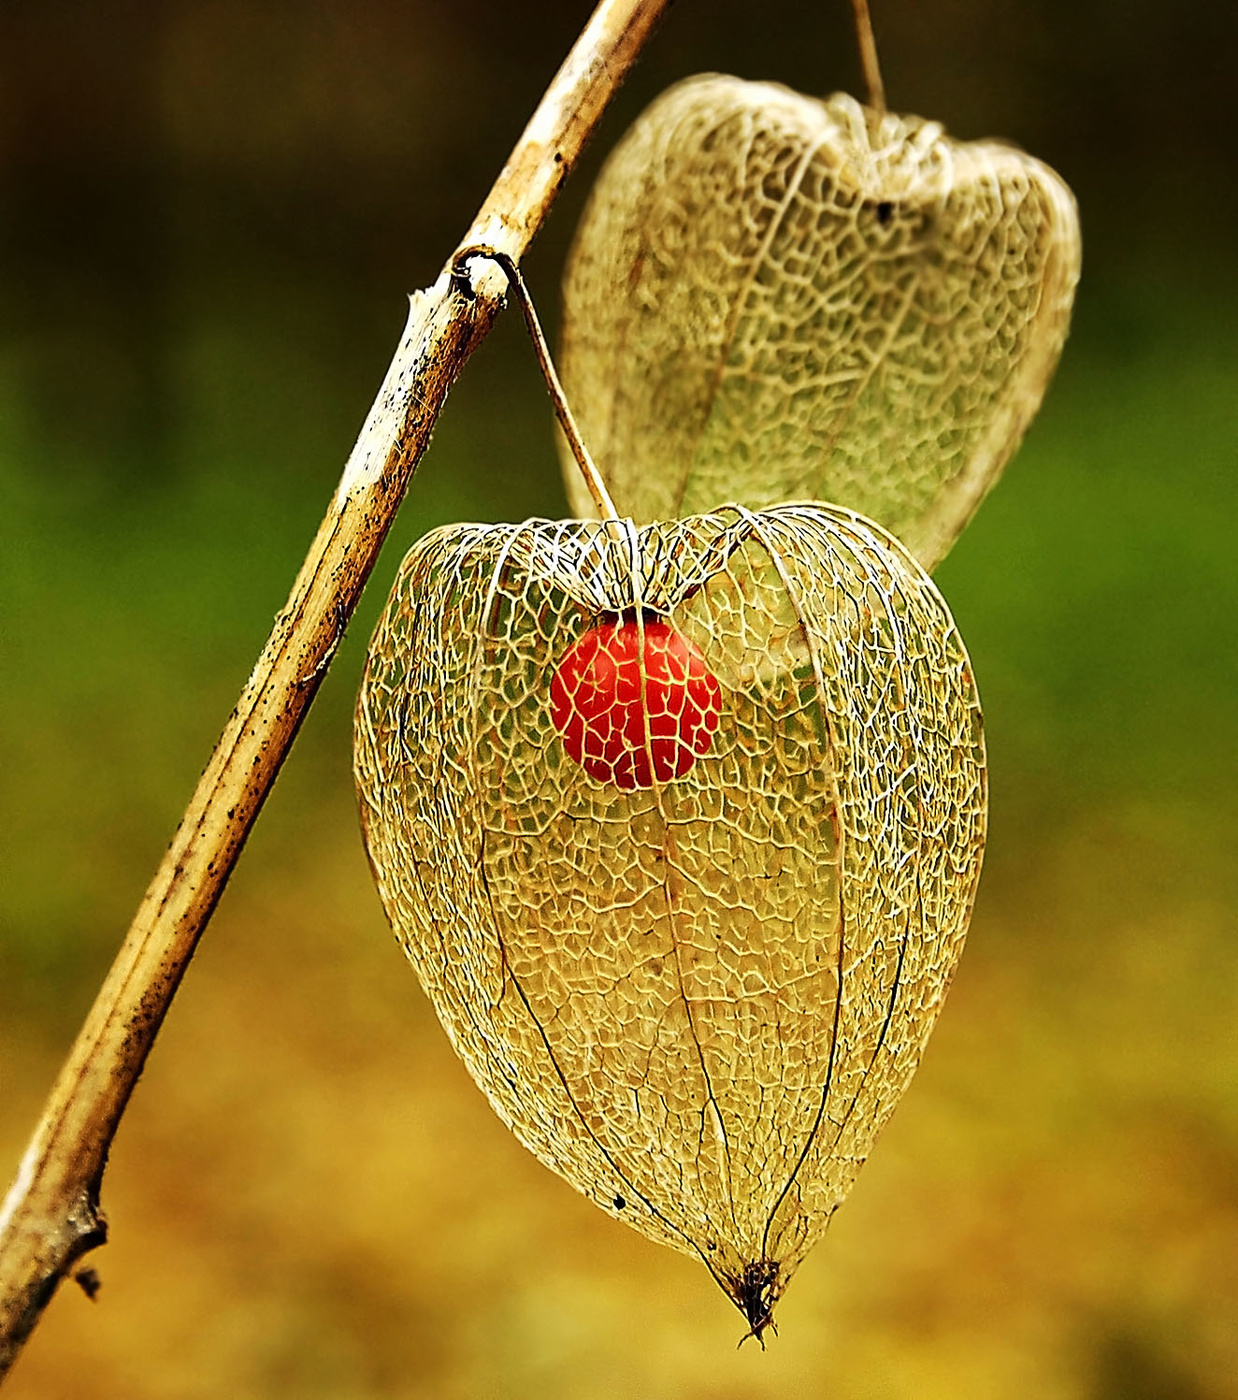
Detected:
[{"left": 2, "top": 1, "right": 1236, "bottom": 1396}]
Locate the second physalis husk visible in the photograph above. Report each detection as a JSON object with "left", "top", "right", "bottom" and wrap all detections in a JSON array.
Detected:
[{"left": 558, "top": 76, "right": 1081, "bottom": 570}]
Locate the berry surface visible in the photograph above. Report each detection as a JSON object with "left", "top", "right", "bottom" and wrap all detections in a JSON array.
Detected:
[{"left": 549, "top": 611, "right": 721, "bottom": 789}]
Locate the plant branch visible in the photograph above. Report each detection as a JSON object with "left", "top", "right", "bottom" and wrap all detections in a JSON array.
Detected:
[{"left": 0, "top": 0, "right": 670, "bottom": 1380}]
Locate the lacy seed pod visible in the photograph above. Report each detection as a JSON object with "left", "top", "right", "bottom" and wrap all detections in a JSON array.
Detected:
[
  {"left": 355, "top": 503, "right": 986, "bottom": 1335},
  {"left": 558, "top": 76, "right": 1081, "bottom": 569}
]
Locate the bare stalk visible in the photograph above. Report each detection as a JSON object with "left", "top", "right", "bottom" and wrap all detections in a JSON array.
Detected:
[
  {"left": 850, "top": 0, "right": 887, "bottom": 112},
  {"left": 455, "top": 247, "right": 619, "bottom": 520},
  {"left": 0, "top": 0, "right": 669, "bottom": 1380}
]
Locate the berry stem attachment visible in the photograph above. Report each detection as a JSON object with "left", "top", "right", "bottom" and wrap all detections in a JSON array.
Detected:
[
  {"left": 850, "top": 0, "right": 887, "bottom": 113},
  {"left": 453, "top": 246, "right": 620, "bottom": 523}
]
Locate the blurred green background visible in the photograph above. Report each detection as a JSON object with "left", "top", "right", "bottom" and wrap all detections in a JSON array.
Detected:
[{"left": 2, "top": 1, "right": 1236, "bottom": 1396}]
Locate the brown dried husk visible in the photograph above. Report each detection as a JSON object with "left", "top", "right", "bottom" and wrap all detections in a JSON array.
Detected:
[
  {"left": 355, "top": 503, "right": 986, "bottom": 1334},
  {"left": 558, "top": 76, "right": 1081, "bottom": 569}
]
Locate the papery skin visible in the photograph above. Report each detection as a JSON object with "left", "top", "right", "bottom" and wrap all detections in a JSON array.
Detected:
[
  {"left": 354, "top": 503, "right": 986, "bottom": 1334},
  {"left": 559, "top": 76, "right": 1081, "bottom": 569}
]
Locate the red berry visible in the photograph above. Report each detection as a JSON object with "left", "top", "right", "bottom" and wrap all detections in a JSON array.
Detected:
[{"left": 550, "top": 611, "right": 722, "bottom": 790}]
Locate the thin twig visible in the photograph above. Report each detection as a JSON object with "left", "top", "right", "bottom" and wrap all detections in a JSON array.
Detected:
[
  {"left": 850, "top": 0, "right": 886, "bottom": 112},
  {"left": 454, "top": 246, "right": 620, "bottom": 521},
  {"left": 0, "top": 0, "right": 669, "bottom": 1380}
]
